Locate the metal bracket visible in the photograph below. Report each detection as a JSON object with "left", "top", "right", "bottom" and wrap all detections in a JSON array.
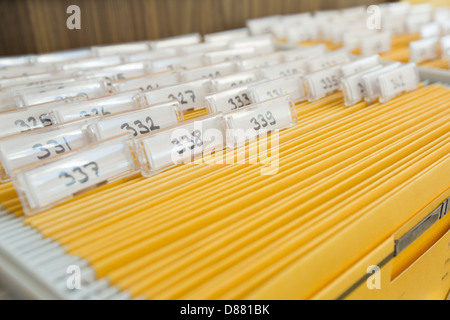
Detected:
[{"left": 394, "top": 197, "right": 449, "bottom": 257}]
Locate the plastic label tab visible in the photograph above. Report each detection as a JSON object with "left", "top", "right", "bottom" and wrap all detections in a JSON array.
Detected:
[
  {"left": 61, "top": 55, "right": 123, "bottom": 71},
  {"left": 150, "top": 33, "right": 201, "bottom": 50},
  {"left": 409, "top": 38, "right": 438, "bottom": 64},
  {"left": 303, "top": 65, "right": 343, "bottom": 102},
  {"left": 377, "top": 63, "right": 419, "bottom": 103},
  {"left": 0, "top": 118, "right": 96, "bottom": 181},
  {"left": 204, "top": 48, "right": 257, "bottom": 64},
  {"left": 180, "top": 42, "right": 228, "bottom": 55},
  {"left": 14, "top": 79, "right": 111, "bottom": 107},
  {"left": 440, "top": 36, "right": 450, "bottom": 59},
  {"left": 180, "top": 62, "right": 238, "bottom": 82},
  {"left": 204, "top": 28, "right": 249, "bottom": 43},
  {"left": 52, "top": 91, "right": 140, "bottom": 123},
  {"left": 205, "top": 85, "right": 254, "bottom": 114},
  {"left": 150, "top": 53, "right": 205, "bottom": 73},
  {"left": 211, "top": 70, "right": 263, "bottom": 91},
  {"left": 248, "top": 75, "right": 306, "bottom": 103},
  {"left": 360, "top": 32, "right": 391, "bottom": 56},
  {"left": 13, "top": 136, "right": 138, "bottom": 215},
  {"left": 260, "top": 60, "right": 306, "bottom": 79},
  {"left": 88, "top": 100, "right": 182, "bottom": 141},
  {"left": 281, "top": 45, "right": 327, "bottom": 62},
  {"left": 0, "top": 103, "right": 62, "bottom": 138},
  {"left": 340, "top": 55, "right": 381, "bottom": 77},
  {"left": 112, "top": 71, "right": 181, "bottom": 93},
  {"left": 223, "top": 95, "right": 297, "bottom": 148},
  {"left": 136, "top": 78, "right": 211, "bottom": 112},
  {"left": 419, "top": 23, "right": 441, "bottom": 39},
  {"left": 237, "top": 53, "right": 283, "bottom": 71},
  {"left": 135, "top": 113, "right": 225, "bottom": 175},
  {"left": 124, "top": 48, "right": 179, "bottom": 63},
  {"left": 92, "top": 42, "right": 150, "bottom": 56},
  {"left": 82, "top": 62, "right": 151, "bottom": 82},
  {"left": 306, "top": 49, "right": 350, "bottom": 73},
  {"left": 341, "top": 65, "right": 382, "bottom": 106},
  {"left": 361, "top": 62, "right": 401, "bottom": 103}
]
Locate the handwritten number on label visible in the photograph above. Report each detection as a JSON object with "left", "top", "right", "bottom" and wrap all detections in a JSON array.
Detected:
[
  {"left": 120, "top": 123, "right": 138, "bottom": 136},
  {"left": 168, "top": 90, "right": 196, "bottom": 105},
  {"left": 146, "top": 116, "right": 160, "bottom": 131},
  {"left": 32, "top": 138, "right": 72, "bottom": 160},
  {"left": 139, "top": 84, "right": 159, "bottom": 91},
  {"left": 266, "top": 89, "right": 282, "bottom": 98},
  {"left": 250, "top": 111, "right": 276, "bottom": 131},
  {"left": 80, "top": 106, "right": 111, "bottom": 118},
  {"left": 390, "top": 75, "right": 405, "bottom": 90},
  {"left": 120, "top": 116, "right": 159, "bottom": 137},
  {"left": 171, "top": 130, "right": 203, "bottom": 155},
  {"left": 59, "top": 172, "right": 76, "bottom": 187},
  {"left": 58, "top": 161, "right": 99, "bottom": 187},
  {"left": 320, "top": 75, "right": 339, "bottom": 90},
  {"left": 134, "top": 120, "right": 150, "bottom": 135},
  {"left": 228, "top": 93, "right": 252, "bottom": 110},
  {"left": 73, "top": 167, "right": 88, "bottom": 183}
]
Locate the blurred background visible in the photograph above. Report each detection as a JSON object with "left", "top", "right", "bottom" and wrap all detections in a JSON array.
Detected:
[{"left": 0, "top": 0, "right": 392, "bottom": 56}]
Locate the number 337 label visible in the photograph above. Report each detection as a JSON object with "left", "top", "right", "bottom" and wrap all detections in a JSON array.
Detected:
[{"left": 12, "top": 137, "right": 138, "bottom": 215}]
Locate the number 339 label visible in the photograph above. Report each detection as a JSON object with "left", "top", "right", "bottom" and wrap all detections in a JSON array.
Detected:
[{"left": 223, "top": 95, "right": 297, "bottom": 148}]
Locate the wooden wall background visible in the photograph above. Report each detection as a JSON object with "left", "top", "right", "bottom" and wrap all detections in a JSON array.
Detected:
[{"left": 0, "top": 0, "right": 387, "bottom": 56}]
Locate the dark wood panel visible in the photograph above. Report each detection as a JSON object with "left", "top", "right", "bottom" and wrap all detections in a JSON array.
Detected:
[{"left": 0, "top": 0, "right": 387, "bottom": 56}]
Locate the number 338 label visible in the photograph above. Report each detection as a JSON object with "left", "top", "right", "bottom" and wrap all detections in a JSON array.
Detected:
[{"left": 135, "top": 113, "right": 225, "bottom": 175}]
